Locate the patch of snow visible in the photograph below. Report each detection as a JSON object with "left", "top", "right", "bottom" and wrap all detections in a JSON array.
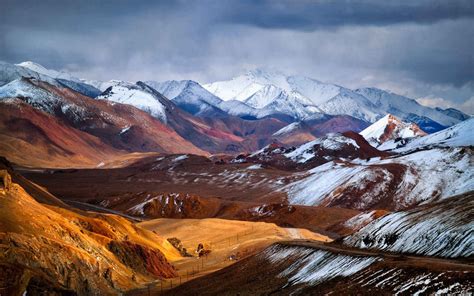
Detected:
[
  {"left": 344, "top": 195, "right": 474, "bottom": 258},
  {"left": 272, "top": 122, "right": 301, "bottom": 136},
  {"left": 285, "top": 147, "right": 473, "bottom": 210},
  {"left": 344, "top": 211, "right": 380, "bottom": 230},
  {"left": 173, "top": 155, "right": 188, "bottom": 162},
  {"left": 284, "top": 133, "right": 359, "bottom": 163},
  {"left": 247, "top": 164, "right": 262, "bottom": 170},
  {"left": 120, "top": 125, "right": 131, "bottom": 134},
  {"left": 261, "top": 246, "right": 379, "bottom": 285}
]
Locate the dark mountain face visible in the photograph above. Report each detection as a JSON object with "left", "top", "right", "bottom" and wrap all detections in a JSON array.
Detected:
[
  {"left": 435, "top": 107, "right": 471, "bottom": 121},
  {"left": 404, "top": 113, "right": 447, "bottom": 133},
  {"left": 57, "top": 78, "right": 101, "bottom": 98}
]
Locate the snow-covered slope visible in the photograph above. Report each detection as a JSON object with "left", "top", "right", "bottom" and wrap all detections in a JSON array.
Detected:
[
  {"left": 284, "top": 133, "right": 360, "bottom": 163},
  {"left": 80, "top": 79, "right": 120, "bottom": 92},
  {"left": 218, "top": 99, "right": 259, "bottom": 118},
  {"left": 204, "top": 69, "right": 341, "bottom": 105},
  {"left": 242, "top": 131, "right": 385, "bottom": 170},
  {"left": 205, "top": 69, "right": 468, "bottom": 127},
  {"left": 256, "top": 91, "right": 324, "bottom": 119},
  {"left": 0, "top": 61, "right": 58, "bottom": 87},
  {"left": 244, "top": 84, "right": 285, "bottom": 108},
  {"left": 146, "top": 80, "right": 222, "bottom": 105},
  {"left": 178, "top": 241, "right": 473, "bottom": 294},
  {"left": 272, "top": 122, "right": 302, "bottom": 137},
  {"left": 262, "top": 245, "right": 379, "bottom": 286},
  {"left": 97, "top": 81, "right": 169, "bottom": 122},
  {"left": 218, "top": 93, "right": 324, "bottom": 120},
  {"left": 0, "top": 78, "right": 62, "bottom": 112},
  {"left": 16, "top": 61, "right": 80, "bottom": 82},
  {"left": 145, "top": 80, "right": 188, "bottom": 100},
  {"left": 318, "top": 89, "right": 382, "bottom": 122},
  {"left": 360, "top": 114, "right": 427, "bottom": 149},
  {"left": 16, "top": 61, "right": 101, "bottom": 97},
  {"left": 344, "top": 191, "right": 474, "bottom": 258},
  {"left": 286, "top": 75, "right": 341, "bottom": 106},
  {"left": 394, "top": 118, "right": 474, "bottom": 152},
  {"left": 145, "top": 80, "right": 225, "bottom": 116},
  {"left": 355, "top": 87, "right": 461, "bottom": 129},
  {"left": 285, "top": 147, "right": 473, "bottom": 210},
  {"left": 204, "top": 69, "right": 362, "bottom": 120}
]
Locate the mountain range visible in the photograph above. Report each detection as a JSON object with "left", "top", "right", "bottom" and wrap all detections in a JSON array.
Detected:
[
  {"left": 0, "top": 60, "right": 472, "bottom": 295},
  {"left": 0, "top": 60, "right": 470, "bottom": 167}
]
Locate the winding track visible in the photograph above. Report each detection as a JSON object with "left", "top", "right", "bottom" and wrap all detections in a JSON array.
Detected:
[
  {"left": 64, "top": 200, "right": 144, "bottom": 222},
  {"left": 279, "top": 240, "right": 474, "bottom": 271}
]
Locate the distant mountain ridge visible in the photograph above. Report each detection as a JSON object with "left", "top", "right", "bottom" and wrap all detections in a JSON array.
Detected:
[
  {"left": 0, "top": 60, "right": 471, "bottom": 166},
  {"left": 202, "top": 69, "right": 469, "bottom": 130},
  {"left": 6, "top": 61, "right": 470, "bottom": 133}
]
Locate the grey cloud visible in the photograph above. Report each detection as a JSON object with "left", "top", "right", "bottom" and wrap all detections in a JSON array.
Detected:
[{"left": 220, "top": 0, "right": 474, "bottom": 30}]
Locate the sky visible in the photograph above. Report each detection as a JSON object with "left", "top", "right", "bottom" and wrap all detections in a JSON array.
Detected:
[{"left": 1, "top": 0, "right": 473, "bottom": 113}]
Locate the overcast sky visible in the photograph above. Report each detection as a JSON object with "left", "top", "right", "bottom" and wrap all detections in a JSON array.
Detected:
[{"left": 1, "top": 0, "right": 473, "bottom": 113}]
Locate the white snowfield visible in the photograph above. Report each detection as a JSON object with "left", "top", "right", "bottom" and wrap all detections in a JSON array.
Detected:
[
  {"left": 285, "top": 147, "right": 473, "bottom": 210},
  {"left": 96, "top": 82, "right": 168, "bottom": 123},
  {"left": 260, "top": 244, "right": 473, "bottom": 294},
  {"left": 262, "top": 245, "right": 379, "bottom": 286},
  {"left": 284, "top": 133, "right": 359, "bottom": 163},
  {"left": 344, "top": 194, "right": 474, "bottom": 258},
  {"left": 393, "top": 117, "right": 474, "bottom": 152}
]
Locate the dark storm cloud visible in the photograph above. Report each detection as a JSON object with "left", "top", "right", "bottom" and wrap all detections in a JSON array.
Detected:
[
  {"left": 222, "top": 0, "right": 474, "bottom": 30},
  {"left": 0, "top": 0, "right": 473, "bottom": 112},
  {"left": 3, "top": 0, "right": 472, "bottom": 32}
]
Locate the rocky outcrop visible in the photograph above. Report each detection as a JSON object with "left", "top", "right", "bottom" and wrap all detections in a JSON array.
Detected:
[
  {"left": 0, "top": 171, "right": 179, "bottom": 295},
  {"left": 0, "top": 169, "right": 11, "bottom": 192},
  {"left": 108, "top": 240, "right": 177, "bottom": 278}
]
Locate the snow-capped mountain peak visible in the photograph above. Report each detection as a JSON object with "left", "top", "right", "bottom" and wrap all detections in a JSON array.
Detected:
[
  {"left": 97, "top": 81, "right": 169, "bottom": 122},
  {"left": 244, "top": 84, "right": 284, "bottom": 108},
  {"left": 146, "top": 80, "right": 222, "bottom": 105},
  {"left": 203, "top": 69, "right": 469, "bottom": 129},
  {"left": 203, "top": 69, "right": 347, "bottom": 120},
  {"left": 360, "top": 114, "right": 427, "bottom": 149},
  {"left": 16, "top": 61, "right": 81, "bottom": 82},
  {"left": 144, "top": 79, "right": 226, "bottom": 117}
]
